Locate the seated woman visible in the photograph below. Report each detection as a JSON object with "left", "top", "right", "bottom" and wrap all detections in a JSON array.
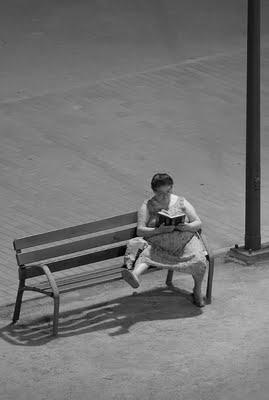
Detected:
[{"left": 122, "top": 173, "right": 207, "bottom": 307}]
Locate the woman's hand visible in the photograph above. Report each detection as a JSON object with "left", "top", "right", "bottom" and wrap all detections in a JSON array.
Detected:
[
  {"left": 157, "top": 223, "right": 175, "bottom": 234},
  {"left": 175, "top": 222, "right": 191, "bottom": 232}
]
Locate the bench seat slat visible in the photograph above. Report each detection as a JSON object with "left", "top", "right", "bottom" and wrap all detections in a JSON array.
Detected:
[
  {"left": 58, "top": 275, "right": 123, "bottom": 293},
  {"left": 29, "top": 267, "right": 161, "bottom": 293},
  {"left": 38, "top": 267, "right": 124, "bottom": 290},
  {"left": 14, "top": 211, "right": 138, "bottom": 250},
  {"left": 22, "top": 245, "right": 127, "bottom": 278},
  {"left": 34, "top": 273, "right": 123, "bottom": 294},
  {"left": 17, "top": 227, "right": 136, "bottom": 265},
  {"left": 29, "top": 267, "right": 161, "bottom": 295}
]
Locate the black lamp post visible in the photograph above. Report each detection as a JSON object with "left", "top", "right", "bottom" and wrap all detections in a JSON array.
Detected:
[{"left": 245, "top": 0, "right": 261, "bottom": 250}]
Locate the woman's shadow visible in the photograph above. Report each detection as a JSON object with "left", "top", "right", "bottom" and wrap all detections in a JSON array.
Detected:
[{"left": 0, "top": 285, "right": 203, "bottom": 346}]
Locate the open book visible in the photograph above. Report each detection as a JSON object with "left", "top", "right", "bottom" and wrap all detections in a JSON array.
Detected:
[{"left": 157, "top": 210, "right": 186, "bottom": 227}]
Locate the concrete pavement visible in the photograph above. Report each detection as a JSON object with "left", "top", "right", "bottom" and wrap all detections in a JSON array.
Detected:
[{"left": 0, "top": 257, "right": 269, "bottom": 400}]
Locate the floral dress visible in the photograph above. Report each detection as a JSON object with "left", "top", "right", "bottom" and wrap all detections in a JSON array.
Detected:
[{"left": 124, "top": 196, "right": 207, "bottom": 277}]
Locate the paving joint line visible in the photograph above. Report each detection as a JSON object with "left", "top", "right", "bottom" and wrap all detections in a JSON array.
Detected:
[{"left": 0, "top": 48, "right": 248, "bottom": 106}]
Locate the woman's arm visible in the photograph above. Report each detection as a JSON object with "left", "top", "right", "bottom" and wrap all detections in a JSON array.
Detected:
[
  {"left": 178, "top": 198, "right": 202, "bottom": 232},
  {"left": 136, "top": 202, "right": 161, "bottom": 238}
]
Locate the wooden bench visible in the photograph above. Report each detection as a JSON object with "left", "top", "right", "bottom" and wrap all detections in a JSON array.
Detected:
[{"left": 12, "top": 211, "right": 214, "bottom": 336}]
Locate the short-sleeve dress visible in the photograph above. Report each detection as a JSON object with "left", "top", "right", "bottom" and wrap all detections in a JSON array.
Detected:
[{"left": 125, "top": 196, "right": 207, "bottom": 276}]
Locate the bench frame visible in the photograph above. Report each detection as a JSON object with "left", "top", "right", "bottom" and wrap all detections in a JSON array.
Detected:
[{"left": 12, "top": 211, "right": 214, "bottom": 336}]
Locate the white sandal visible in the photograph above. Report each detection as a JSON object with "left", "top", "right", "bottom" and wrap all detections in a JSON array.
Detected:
[{"left": 121, "top": 269, "right": 140, "bottom": 288}]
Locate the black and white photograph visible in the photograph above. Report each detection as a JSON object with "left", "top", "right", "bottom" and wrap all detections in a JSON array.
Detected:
[{"left": 0, "top": 1, "right": 269, "bottom": 399}]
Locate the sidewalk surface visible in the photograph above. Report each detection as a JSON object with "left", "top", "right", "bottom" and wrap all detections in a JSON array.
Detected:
[{"left": 0, "top": 257, "right": 269, "bottom": 400}]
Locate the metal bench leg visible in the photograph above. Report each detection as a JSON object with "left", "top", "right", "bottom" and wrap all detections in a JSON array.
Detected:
[
  {"left": 52, "top": 293, "right": 60, "bottom": 336},
  {"left": 166, "top": 269, "right": 174, "bottom": 286},
  {"left": 206, "top": 258, "right": 214, "bottom": 304},
  {"left": 12, "top": 279, "right": 25, "bottom": 323},
  {"left": 30, "top": 264, "right": 60, "bottom": 336}
]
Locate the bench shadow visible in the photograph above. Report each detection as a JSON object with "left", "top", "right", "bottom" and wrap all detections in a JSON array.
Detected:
[{"left": 0, "top": 285, "right": 203, "bottom": 346}]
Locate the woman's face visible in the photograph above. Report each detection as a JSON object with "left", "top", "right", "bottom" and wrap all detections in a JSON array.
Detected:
[{"left": 154, "top": 184, "right": 173, "bottom": 199}]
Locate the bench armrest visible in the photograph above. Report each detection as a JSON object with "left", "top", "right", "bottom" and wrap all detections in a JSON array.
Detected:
[
  {"left": 196, "top": 229, "right": 214, "bottom": 262},
  {"left": 28, "top": 264, "right": 59, "bottom": 298}
]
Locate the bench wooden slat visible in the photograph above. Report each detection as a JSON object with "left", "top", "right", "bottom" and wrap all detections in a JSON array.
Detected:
[
  {"left": 22, "top": 245, "right": 127, "bottom": 278},
  {"left": 58, "top": 274, "right": 123, "bottom": 294},
  {"left": 32, "top": 266, "right": 161, "bottom": 295},
  {"left": 38, "top": 266, "right": 124, "bottom": 291},
  {"left": 14, "top": 211, "right": 138, "bottom": 250},
  {"left": 17, "top": 227, "right": 137, "bottom": 265}
]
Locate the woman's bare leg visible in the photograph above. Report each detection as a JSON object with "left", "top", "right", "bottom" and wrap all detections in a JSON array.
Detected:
[
  {"left": 192, "top": 262, "right": 207, "bottom": 307},
  {"left": 122, "top": 260, "right": 150, "bottom": 289},
  {"left": 133, "top": 262, "right": 150, "bottom": 279}
]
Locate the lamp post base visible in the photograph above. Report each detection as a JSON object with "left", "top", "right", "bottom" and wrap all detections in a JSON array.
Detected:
[{"left": 227, "top": 242, "right": 269, "bottom": 265}]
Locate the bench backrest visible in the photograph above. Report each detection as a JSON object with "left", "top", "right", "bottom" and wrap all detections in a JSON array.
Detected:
[{"left": 13, "top": 212, "right": 138, "bottom": 279}]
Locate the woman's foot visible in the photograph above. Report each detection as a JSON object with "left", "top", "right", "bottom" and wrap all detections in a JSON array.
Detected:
[
  {"left": 122, "top": 269, "right": 140, "bottom": 288},
  {"left": 192, "top": 291, "right": 205, "bottom": 307}
]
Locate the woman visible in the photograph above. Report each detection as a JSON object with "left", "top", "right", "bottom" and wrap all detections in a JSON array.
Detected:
[{"left": 122, "top": 173, "right": 207, "bottom": 307}]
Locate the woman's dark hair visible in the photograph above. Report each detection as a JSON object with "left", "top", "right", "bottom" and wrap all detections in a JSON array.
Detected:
[{"left": 151, "top": 173, "right": 174, "bottom": 191}]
